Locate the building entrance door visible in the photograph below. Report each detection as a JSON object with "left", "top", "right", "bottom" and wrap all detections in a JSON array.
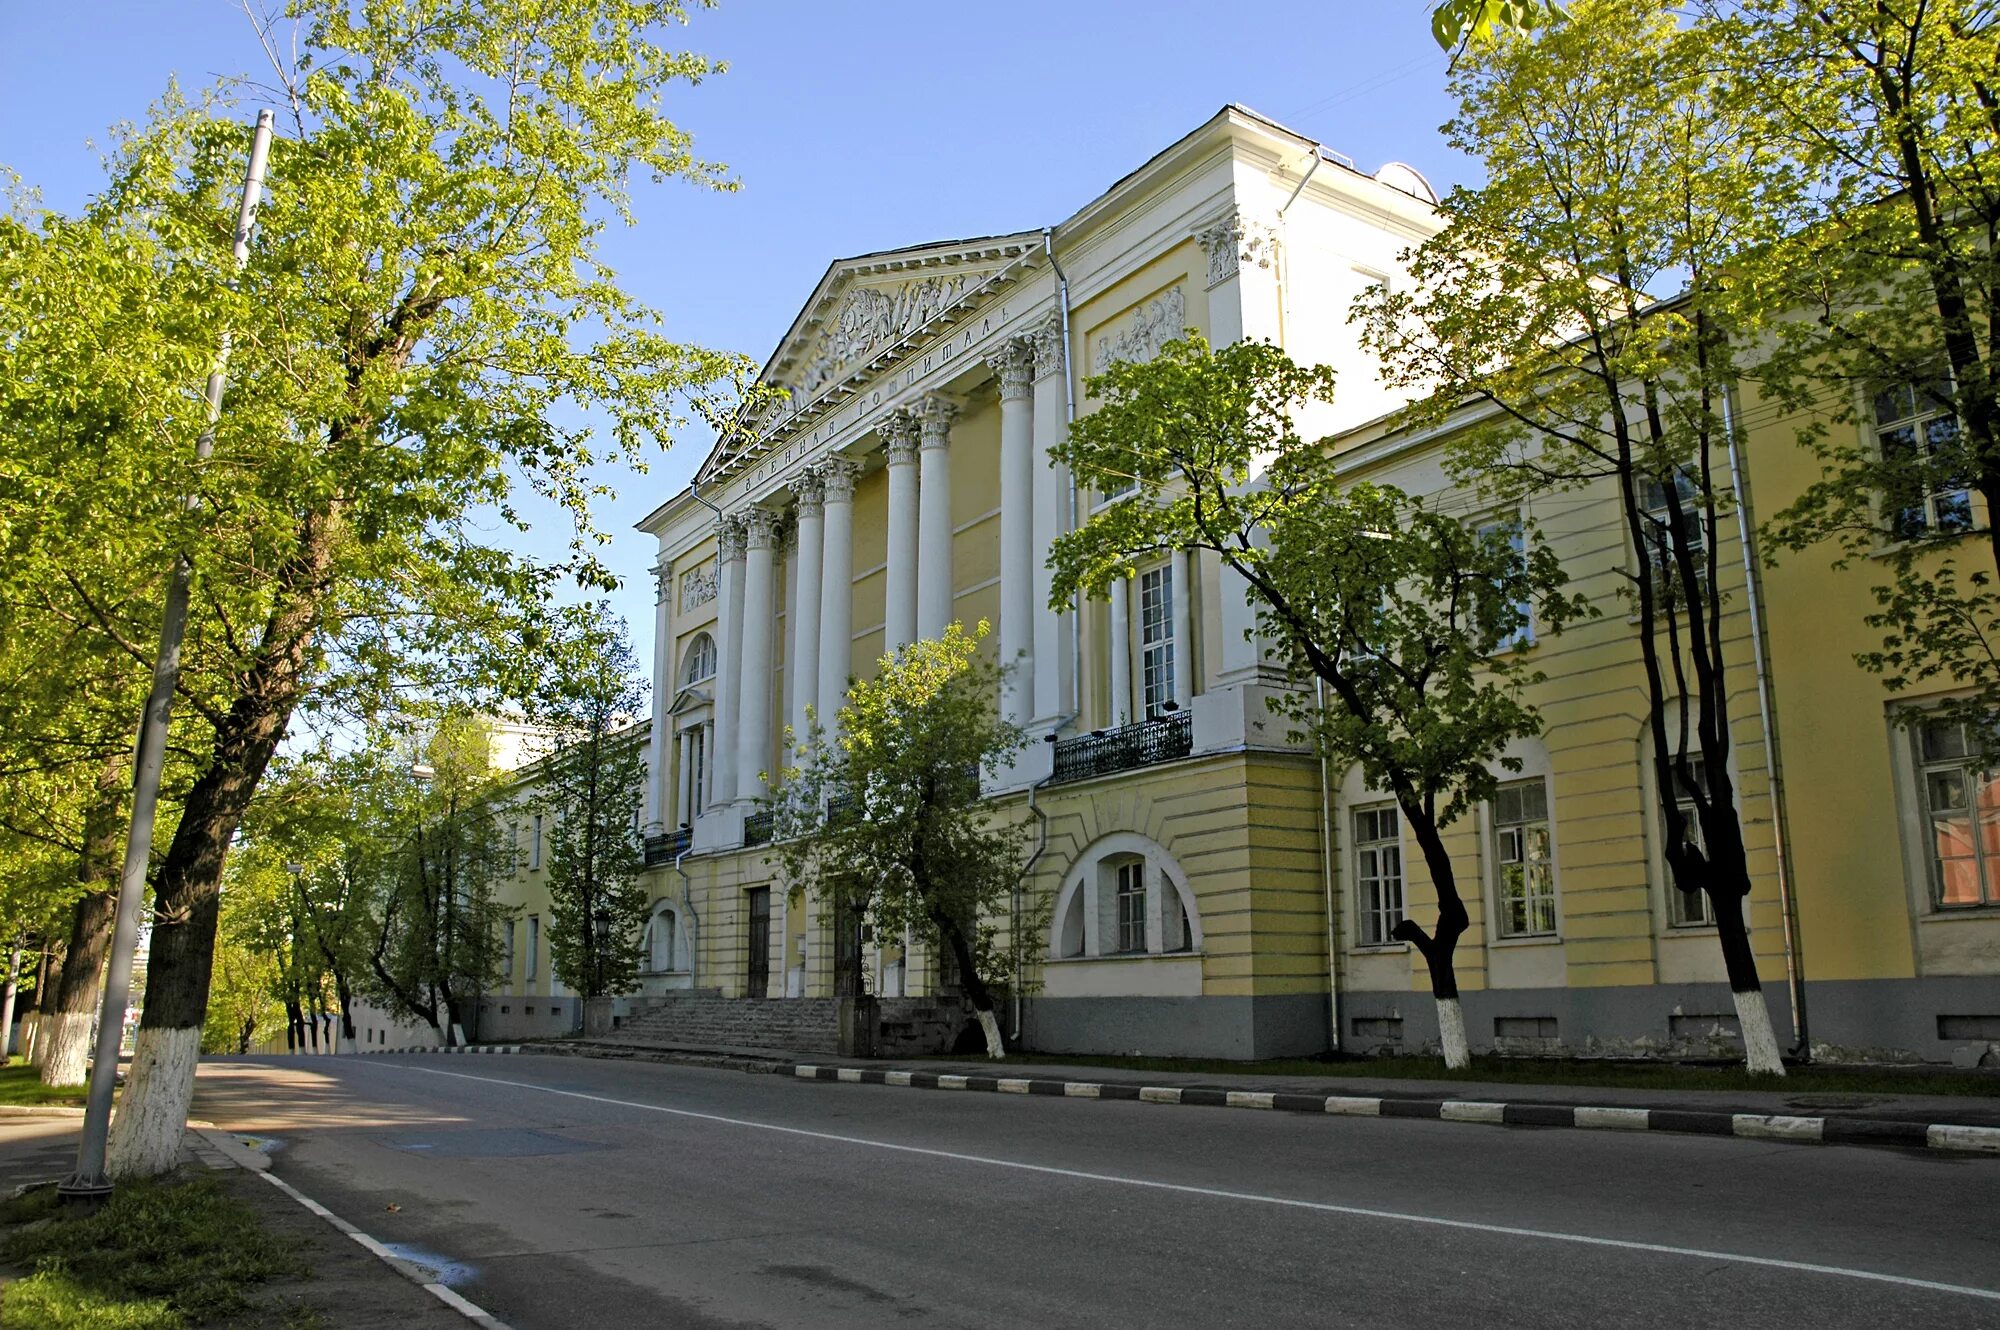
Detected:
[
  {"left": 833, "top": 904, "right": 865, "bottom": 997},
  {"left": 746, "top": 887, "right": 770, "bottom": 999}
]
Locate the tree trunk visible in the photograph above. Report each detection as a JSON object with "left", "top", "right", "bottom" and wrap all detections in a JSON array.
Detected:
[
  {"left": 932, "top": 910, "right": 1004, "bottom": 1060},
  {"left": 1389, "top": 807, "right": 1472, "bottom": 1071},
  {"left": 0, "top": 938, "right": 22, "bottom": 1062},
  {"left": 108, "top": 507, "right": 341, "bottom": 1180},
  {"left": 26, "top": 943, "right": 58, "bottom": 1067},
  {"left": 41, "top": 891, "right": 115, "bottom": 1088}
]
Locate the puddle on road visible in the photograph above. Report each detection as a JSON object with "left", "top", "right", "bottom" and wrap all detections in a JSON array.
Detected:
[{"left": 379, "top": 1241, "right": 477, "bottom": 1287}]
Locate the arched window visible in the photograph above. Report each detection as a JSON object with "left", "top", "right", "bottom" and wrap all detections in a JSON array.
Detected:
[
  {"left": 1049, "top": 833, "right": 1201, "bottom": 960},
  {"left": 681, "top": 633, "right": 717, "bottom": 688},
  {"left": 643, "top": 906, "right": 680, "bottom": 973}
]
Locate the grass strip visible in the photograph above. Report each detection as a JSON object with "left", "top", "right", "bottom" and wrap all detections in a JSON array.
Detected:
[
  {"left": 0, "top": 1172, "right": 312, "bottom": 1329},
  {"left": 0, "top": 1063, "right": 85, "bottom": 1108}
]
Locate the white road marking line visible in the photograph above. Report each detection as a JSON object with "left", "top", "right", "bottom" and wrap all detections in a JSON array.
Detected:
[{"left": 366, "top": 1062, "right": 2000, "bottom": 1305}]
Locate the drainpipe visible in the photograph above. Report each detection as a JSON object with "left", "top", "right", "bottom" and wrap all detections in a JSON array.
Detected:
[
  {"left": 1314, "top": 677, "right": 1342, "bottom": 1054},
  {"left": 1043, "top": 228, "right": 1084, "bottom": 725},
  {"left": 1722, "top": 387, "right": 1809, "bottom": 1060},
  {"left": 1274, "top": 146, "right": 1324, "bottom": 348}
]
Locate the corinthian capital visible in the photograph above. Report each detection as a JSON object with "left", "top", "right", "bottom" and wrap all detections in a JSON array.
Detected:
[
  {"left": 740, "top": 507, "right": 781, "bottom": 552},
  {"left": 1195, "top": 207, "right": 1278, "bottom": 288},
  {"left": 1030, "top": 315, "right": 1066, "bottom": 381},
  {"left": 918, "top": 394, "right": 958, "bottom": 451},
  {"left": 793, "top": 466, "right": 826, "bottom": 520},
  {"left": 879, "top": 408, "right": 921, "bottom": 466},
  {"left": 818, "top": 454, "right": 862, "bottom": 503},
  {"left": 714, "top": 513, "right": 747, "bottom": 563},
  {"left": 987, "top": 338, "right": 1036, "bottom": 401}
]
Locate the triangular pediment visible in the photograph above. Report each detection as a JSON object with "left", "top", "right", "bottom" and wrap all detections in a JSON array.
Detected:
[{"left": 697, "top": 231, "right": 1043, "bottom": 484}]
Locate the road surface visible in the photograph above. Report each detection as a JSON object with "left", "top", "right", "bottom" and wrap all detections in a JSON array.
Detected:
[{"left": 191, "top": 1054, "right": 2000, "bottom": 1329}]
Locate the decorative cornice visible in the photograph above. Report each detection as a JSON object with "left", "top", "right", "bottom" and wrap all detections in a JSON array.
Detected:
[
  {"left": 1194, "top": 207, "right": 1278, "bottom": 288},
  {"left": 1030, "top": 315, "right": 1066, "bottom": 381},
  {"left": 987, "top": 338, "right": 1035, "bottom": 401},
  {"left": 714, "top": 514, "right": 747, "bottom": 563},
  {"left": 740, "top": 507, "right": 781, "bottom": 552},
  {"left": 880, "top": 408, "right": 921, "bottom": 466},
  {"left": 918, "top": 394, "right": 958, "bottom": 451},
  {"left": 818, "top": 455, "right": 862, "bottom": 503}
]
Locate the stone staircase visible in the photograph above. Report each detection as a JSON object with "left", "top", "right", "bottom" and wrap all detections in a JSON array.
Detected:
[{"left": 602, "top": 995, "right": 841, "bottom": 1055}]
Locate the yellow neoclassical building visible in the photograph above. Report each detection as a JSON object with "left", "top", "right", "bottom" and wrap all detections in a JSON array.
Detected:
[{"left": 477, "top": 104, "right": 1995, "bottom": 1064}]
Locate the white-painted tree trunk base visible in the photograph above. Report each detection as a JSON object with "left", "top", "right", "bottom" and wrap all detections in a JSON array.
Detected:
[
  {"left": 1437, "top": 997, "right": 1470, "bottom": 1071},
  {"left": 976, "top": 1008, "right": 1006, "bottom": 1060},
  {"left": 38, "top": 1011, "right": 93, "bottom": 1089},
  {"left": 22, "top": 1014, "right": 43, "bottom": 1066},
  {"left": 1733, "top": 988, "right": 1786, "bottom": 1076},
  {"left": 106, "top": 1025, "right": 201, "bottom": 1180}
]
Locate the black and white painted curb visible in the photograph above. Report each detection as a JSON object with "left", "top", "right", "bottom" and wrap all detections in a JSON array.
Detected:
[
  {"left": 194, "top": 1127, "right": 513, "bottom": 1330},
  {"left": 358, "top": 1044, "right": 523, "bottom": 1056},
  {"left": 787, "top": 1064, "right": 2000, "bottom": 1156}
]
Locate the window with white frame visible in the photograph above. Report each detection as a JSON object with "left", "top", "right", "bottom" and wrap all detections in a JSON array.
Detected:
[
  {"left": 1874, "top": 379, "right": 1970, "bottom": 542},
  {"left": 531, "top": 814, "right": 544, "bottom": 870},
  {"left": 1493, "top": 778, "right": 1556, "bottom": 937},
  {"left": 1913, "top": 716, "right": 2000, "bottom": 909},
  {"left": 1139, "top": 563, "right": 1177, "bottom": 718},
  {"left": 1353, "top": 803, "right": 1405, "bottom": 946},
  {"left": 1640, "top": 469, "right": 1708, "bottom": 608},
  {"left": 502, "top": 919, "right": 517, "bottom": 981},
  {"left": 681, "top": 632, "right": 717, "bottom": 687},
  {"left": 1660, "top": 756, "right": 1715, "bottom": 927},
  {"left": 1114, "top": 859, "right": 1147, "bottom": 953},
  {"left": 1475, "top": 512, "right": 1532, "bottom": 648},
  {"left": 683, "top": 726, "right": 706, "bottom": 821}
]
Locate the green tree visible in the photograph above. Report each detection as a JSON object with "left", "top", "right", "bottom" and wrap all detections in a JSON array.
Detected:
[
  {"left": 1712, "top": 1, "right": 2000, "bottom": 746},
  {"left": 773, "top": 623, "right": 1035, "bottom": 1060},
  {"left": 359, "top": 717, "right": 514, "bottom": 1045},
  {"left": 4, "top": 0, "right": 762, "bottom": 1178},
  {"left": 1430, "top": 0, "right": 1564, "bottom": 54},
  {"left": 1362, "top": 0, "right": 1799, "bottom": 1071},
  {"left": 536, "top": 611, "right": 648, "bottom": 1007},
  {"left": 1048, "top": 336, "right": 1586, "bottom": 1069}
]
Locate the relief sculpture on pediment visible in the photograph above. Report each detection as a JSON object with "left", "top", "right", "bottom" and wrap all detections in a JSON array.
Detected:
[
  {"left": 798, "top": 272, "right": 982, "bottom": 394},
  {"left": 1092, "top": 284, "right": 1186, "bottom": 374}
]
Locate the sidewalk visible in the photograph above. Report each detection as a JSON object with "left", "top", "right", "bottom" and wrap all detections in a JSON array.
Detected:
[{"left": 0, "top": 1114, "right": 473, "bottom": 1328}]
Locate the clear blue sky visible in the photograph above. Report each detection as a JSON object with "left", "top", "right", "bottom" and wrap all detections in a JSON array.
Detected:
[{"left": 0, "top": 1, "right": 1466, "bottom": 673}]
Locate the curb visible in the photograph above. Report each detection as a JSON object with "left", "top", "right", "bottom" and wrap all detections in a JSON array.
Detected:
[
  {"left": 357, "top": 1045, "right": 523, "bottom": 1057},
  {"left": 0, "top": 1104, "right": 85, "bottom": 1118},
  {"left": 784, "top": 1064, "right": 2000, "bottom": 1157}
]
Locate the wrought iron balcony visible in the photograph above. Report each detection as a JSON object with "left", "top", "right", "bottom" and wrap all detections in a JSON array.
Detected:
[
  {"left": 742, "top": 809, "right": 775, "bottom": 847},
  {"left": 1051, "top": 711, "right": 1193, "bottom": 785},
  {"left": 643, "top": 827, "right": 692, "bottom": 867}
]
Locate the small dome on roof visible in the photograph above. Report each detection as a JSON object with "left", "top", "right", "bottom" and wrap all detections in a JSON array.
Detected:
[{"left": 1373, "top": 161, "right": 1439, "bottom": 205}]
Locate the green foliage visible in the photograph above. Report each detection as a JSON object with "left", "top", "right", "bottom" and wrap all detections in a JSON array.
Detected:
[
  {"left": 774, "top": 623, "right": 1038, "bottom": 1039},
  {"left": 0, "top": 1173, "right": 307, "bottom": 1329},
  {"left": 534, "top": 608, "right": 648, "bottom": 998},
  {"left": 1049, "top": 335, "right": 1586, "bottom": 1013},
  {"left": 0, "top": 1063, "right": 86, "bottom": 1104},
  {"left": 1431, "top": 0, "right": 1566, "bottom": 54},
  {"left": 1717, "top": 0, "right": 2000, "bottom": 746}
]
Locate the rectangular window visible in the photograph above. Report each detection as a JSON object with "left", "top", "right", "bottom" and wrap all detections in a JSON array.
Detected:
[
  {"left": 1661, "top": 757, "right": 1715, "bottom": 927},
  {"left": 1139, "top": 563, "right": 1176, "bottom": 718},
  {"left": 527, "top": 915, "right": 541, "bottom": 980},
  {"left": 502, "top": 920, "right": 517, "bottom": 979},
  {"left": 1914, "top": 718, "right": 2000, "bottom": 909},
  {"left": 1353, "top": 803, "right": 1406, "bottom": 946},
  {"left": 1115, "top": 860, "right": 1147, "bottom": 953},
  {"left": 1475, "top": 513, "right": 1533, "bottom": 648},
  {"left": 1493, "top": 778, "right": 1557, "bottom": 937},
  {"left": 508, "top": 822, "right": 521, "bottom": 873},
  {"left": 531, "top": 814, "right": 544, "bottom": 870},
  {"left": 1875, "top": 379, "right": 1970, "bottom": 542},
  {"left": 1640, "top": 469, "right": 1708, "bottom": 607},
  {"left": 687, "top": 727, "right": 706, "bottom": 820}
]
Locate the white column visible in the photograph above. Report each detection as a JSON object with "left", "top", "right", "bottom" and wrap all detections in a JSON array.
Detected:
[
  {"left": 817, "top": 456, "right": 860, "bottom": 739},
  {"left": 1030, "top": 317, "right": 1075, "bottom": 729},
  {"left": 917, "top": 394, "right": 958, "bottom": 640},
  {"left": 990, "top": 339, "right": 1036, "bottom": 725},
  {"left": 1108, "top": 576, "right": 1132, "bottom": 728},
  {"left": 675, "top": 729, "right": 693, "bottom": 827},
  {"left": 700, "top": 719, "right": 715, "bottom": 807},
  {"left": 709, "top": 516, "right": 745, "bottom": 811},
  {"left": 882, "top": 411, "right": 921, "bottom": 655},
  {"left": 735, "top": 508, "right": 779, "bottom": 803},
  {"left": 1172, "top": 549, "right": 1195, "bottom": 710},
  {"left": 644, "top": 560, "right": 672, "bottom": 833},
  {"left": 789, "top": 469, "right": 825, "bottom": 753}
]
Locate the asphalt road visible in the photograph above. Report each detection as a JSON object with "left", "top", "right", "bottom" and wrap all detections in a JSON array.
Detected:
[{"left": 192, "top": 1054, "right": 2000, "bottom": 1329}]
